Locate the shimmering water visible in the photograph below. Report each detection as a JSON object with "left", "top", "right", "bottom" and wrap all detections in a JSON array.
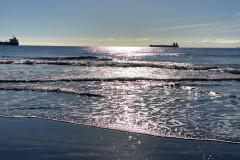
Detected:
[{"left": 0, "top": 46, "right": 240, "bottom": 143}]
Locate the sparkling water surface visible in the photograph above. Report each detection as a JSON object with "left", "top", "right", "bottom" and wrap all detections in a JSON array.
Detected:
[{"left": 0, "top": 46, "right": 239, "bottom": 143}]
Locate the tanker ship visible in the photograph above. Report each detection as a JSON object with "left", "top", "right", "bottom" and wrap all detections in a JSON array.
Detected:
[
  {"left": 150, "top": 42, "right": 179, "bottom": 48},
  {"left": 0, "top": 36, "right": 19, "bottom": 46}
]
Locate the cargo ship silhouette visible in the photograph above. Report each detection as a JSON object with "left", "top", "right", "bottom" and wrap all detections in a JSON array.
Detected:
[
  {"left": 150, "top": 43, "right": 179, "bottom": 47},
  {"left": 0, "top": 36, "right": 19, "bottom": 46}
]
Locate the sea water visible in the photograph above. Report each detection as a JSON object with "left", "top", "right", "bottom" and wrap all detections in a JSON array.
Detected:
[{"left": 0, "top": 46, "right": 239, "bottom": 143}]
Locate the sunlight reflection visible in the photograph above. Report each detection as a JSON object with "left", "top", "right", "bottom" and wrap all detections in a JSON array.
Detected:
[
  {"left": 107, "top": 81, "right": 155, "bottom": 133},
  {"left": 106, "top": 47, "right": 144, "bottom": 55},
  {"left": 85, "top": 46, "right": 184, "bottom": 61},
  {"left": 89, "top": 47, "right": 154, "bottom": 58},
  {"left": 113, "top": 67, "right": 152, "bottom": 78}
]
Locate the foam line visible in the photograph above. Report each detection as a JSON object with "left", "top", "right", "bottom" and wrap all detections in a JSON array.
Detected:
[
  {"left": 0, "top": 77, "right": 240, "bottom": 83},
  {"left": 156, "top": 82, "right": 240, "bottom": 99},
  {"left": 0, "top": 56, "right": 112, "bottom": 61},
  {"left": 0, "top": 116, "right": 239, "bottom": 144},
  {"left": 180, "top": 86, "right": 222, "bottom": 97},
  {"left": 0, "top": 87, "right": 104, "bottom": 97},
  {"left": 1, "top": 59, "right": 240, "bottom": 75}
]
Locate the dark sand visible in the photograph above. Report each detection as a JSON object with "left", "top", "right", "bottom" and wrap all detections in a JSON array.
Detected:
[{"left": 0, "top": 118, "right": 239, "bottom": 160}]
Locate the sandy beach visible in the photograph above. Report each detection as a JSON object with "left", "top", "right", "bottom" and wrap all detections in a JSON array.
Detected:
[{"left": 0, "top": 118, "right": 239, "bottom": 160}]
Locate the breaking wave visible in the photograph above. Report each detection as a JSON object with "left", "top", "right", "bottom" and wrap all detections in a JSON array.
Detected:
[
  {"left": 1, "top": 56, "right": 112, "bottom": 61},
  {"left": 0, "top": 80, "right": 239, "bottom": 99},
  {"left": 1, "top": 58, "right": 240, "bottom": 74},
  {"left": 1, "top": 115, "right": 239, "bottom": 144},
  {"left": 0, "top": 86, "right": 104, "bottom": 97},
  {"left": 155, "top": 82, "right": 240, "bottom": 99},
  {"left": 0, "top": 77, "right": 240, "bottom": 83}
]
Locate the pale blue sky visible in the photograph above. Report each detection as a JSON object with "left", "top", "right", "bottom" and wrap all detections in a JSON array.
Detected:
[{"left": 1, "top": 0, "right": 240, "bottom": 47}]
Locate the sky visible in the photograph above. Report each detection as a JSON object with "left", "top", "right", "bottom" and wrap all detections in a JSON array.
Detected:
[{"left": 1, "top": 0, "right": 240, "bottom": 47}]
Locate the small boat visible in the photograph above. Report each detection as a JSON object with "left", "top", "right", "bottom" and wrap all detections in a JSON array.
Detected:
[{"left": 0, "top": 36, "right": 19, "bottom": 46}]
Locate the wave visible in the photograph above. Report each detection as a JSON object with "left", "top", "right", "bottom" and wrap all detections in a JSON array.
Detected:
[
  {"left": 180, "top": 86, "right": 222, "bottom": 97},
  {"left": 1, "top": 58, "right": 240, "bottom": 74},
  {"left": 34, "top": 56, "right": 111, "bottom": 61},
  {"left": 156, "top": 82, "right": 240, "bottom": 99},
  {"left": 0, "top": 82, "right": 239, "bottom": 143},
  {"left": 1, "top": 56, "right": 112, "bottom": 61},
  {"left": 0, "top": 80, "right": 239, "bottom": 99},
  {"left": 0, "top": 86, "right": 104, "bottom": 97},
  {"left": 1, "top": 115, "right": 239, "bottom": 144},
  {"left": 0, "top": 59, "right": 192, "bottom": 69},
  {"left": 221, "top": 68, "right": 240, "bottom": 74},
  {"left": 9, "top": 106, "right": 62, "bottom": 111},
  {"left": 0, "top": 77, "right": 240, "bottom": 83}
]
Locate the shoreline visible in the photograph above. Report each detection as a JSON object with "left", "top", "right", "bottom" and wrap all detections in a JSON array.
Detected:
[
  {"left": 2, "top": 116, "right": 239, "bottom": 145},
  {"left": 0, "top": 118, "right": 240, "bottom": 160}
]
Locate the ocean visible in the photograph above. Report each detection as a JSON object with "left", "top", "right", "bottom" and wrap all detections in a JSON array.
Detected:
[{"left": 0, "top": 46, "right": 240, "bottom": 144}]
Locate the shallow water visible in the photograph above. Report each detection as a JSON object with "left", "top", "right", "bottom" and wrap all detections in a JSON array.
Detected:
[{"left": 0, "top": 46, "right": 240, "bottom": 143}]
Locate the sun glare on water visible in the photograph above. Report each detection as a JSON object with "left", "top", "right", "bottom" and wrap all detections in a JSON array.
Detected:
[{"left": 103, "top": 47, "right": 152, "bottom": 57}]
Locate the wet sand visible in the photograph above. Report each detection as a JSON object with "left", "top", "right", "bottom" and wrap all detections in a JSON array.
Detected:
[{"left": 0, "top": 118, "right": 239, "bottom": 160}]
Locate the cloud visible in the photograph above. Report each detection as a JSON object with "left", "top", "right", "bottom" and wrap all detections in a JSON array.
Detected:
[
  {"left": 214, "top": 39, "right": 240, "bottom": 44},
  {"left": 200, "top": 39, "right": 212, "bottom": 43},
  {"left": 150, "top": 22, "right": 222, "bottom": 31},
  {"left": 97, "top": 37, "right": 116, "bottom": 42},
  {"left": 135, "top": 38, "right": 150, "bottom": 41},
  {"left": 198, "top": 38, "right": 240, "bottom": 44},
  {"left": 96, "top": 37, "right": 151, "bottom": 42}
]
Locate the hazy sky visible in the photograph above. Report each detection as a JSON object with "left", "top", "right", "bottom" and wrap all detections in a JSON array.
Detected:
[{"left": 1, "top": 0, "right": 240, "bottom": 47}]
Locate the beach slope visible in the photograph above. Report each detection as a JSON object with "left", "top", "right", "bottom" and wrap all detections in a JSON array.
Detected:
[{"left": 0, "top": 118, "right": 240, "bottom": 160}]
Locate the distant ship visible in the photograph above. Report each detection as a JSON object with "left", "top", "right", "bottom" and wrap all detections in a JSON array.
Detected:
[
  {"left": 0, "top": 36, "right": 19, "bottom": 46},
  {"left": 150, "top": 43, "right": 179, "bottom": 48}
]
